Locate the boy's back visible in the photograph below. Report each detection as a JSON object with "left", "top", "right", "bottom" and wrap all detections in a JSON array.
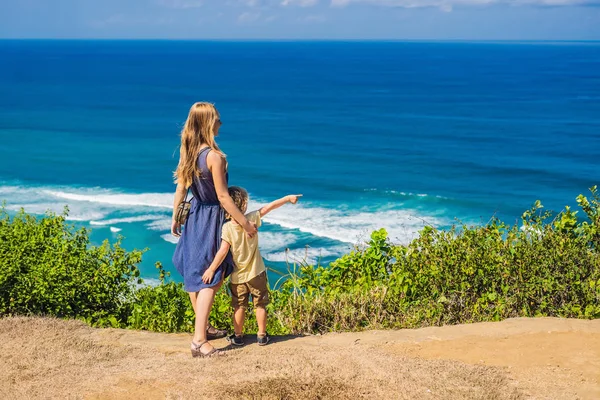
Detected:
[
  {"left": 221, "top": 210, "right": 265, "bottom": 284},
  {"left": 202, "top": 189, "right": 301, "bottom": 347}
]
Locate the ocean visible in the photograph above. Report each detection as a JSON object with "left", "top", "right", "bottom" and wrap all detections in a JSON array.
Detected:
[{"left": 1, "top": 40, "right": 599, "bottom": 283}]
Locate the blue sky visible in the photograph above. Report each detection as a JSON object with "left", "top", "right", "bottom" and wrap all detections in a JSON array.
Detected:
[{"left": 1, "top": 0, "right": 599, "bottom": 40}]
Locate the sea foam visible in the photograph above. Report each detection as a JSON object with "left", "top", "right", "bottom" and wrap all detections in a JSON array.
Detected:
[
  {"left": 90, "top": 215, "right": 163, "bottom": 226},
  {"left": 2, "top": 183, "right": 444, "bottom": 246},
  {"left": 43, "top": 189, "right": 172, "bottom": 209},
  {"left": 263, "top": 246, "right": 350, "bottom": 265},
  {"left": 258, "top": 203, "right": 442, "bottom": 245}
]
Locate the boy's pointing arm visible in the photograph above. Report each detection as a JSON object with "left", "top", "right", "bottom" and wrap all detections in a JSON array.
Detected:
[{"left": 259, "top": 195, "right": 302, "bottom": 218}]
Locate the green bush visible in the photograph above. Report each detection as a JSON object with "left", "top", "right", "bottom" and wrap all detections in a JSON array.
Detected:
[
  {"left": 127, "top": 263, "right": 195, "bottom": 332},
  {"left": 0, "top": 207, "right": 142, "bottom": 327},
  {"left": 1, "top": 187, "right": 599, "bottom": 335},
  {"left": 126, "top": 262, "right": 288, "bottom": 335},
  {"left": 272, "top": 187, "right": 600, "bottom": 333}
]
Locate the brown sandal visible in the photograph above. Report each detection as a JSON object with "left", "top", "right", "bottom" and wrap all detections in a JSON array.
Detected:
[
  {"left": 191, "top": 340, "right": 223, "bottom": 358},
  {"left": 207, "top": 324, "right": 227, "bottom": 340}
]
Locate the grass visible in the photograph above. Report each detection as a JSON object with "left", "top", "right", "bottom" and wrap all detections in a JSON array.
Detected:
[{"left": 0, "top": 316, "right": 523, "bottom": 400}]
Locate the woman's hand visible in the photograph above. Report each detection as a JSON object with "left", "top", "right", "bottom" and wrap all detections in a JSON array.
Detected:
[
  {"left": 243, "top": 220, "right": 258, "bottom": 238},
  {"left": 171, "top": 219, "right": 182, "bottom": 237},
  {"left": 202, "top": 269, "right": 215, "bottom": 284},
  {"left": 171, "top": 183, "right": 186, "bottom": 237}
]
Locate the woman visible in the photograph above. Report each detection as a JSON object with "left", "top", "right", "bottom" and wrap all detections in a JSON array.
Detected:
[{"left": 172, "top": 102, "right": 257, "bottom": 358}]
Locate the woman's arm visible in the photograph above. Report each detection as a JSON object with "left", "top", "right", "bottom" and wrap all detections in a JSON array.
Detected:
[
  {"left": 171, "top": 182, "right": 187, "bottom": 237},
  {"left": 202, "top": 240, "right": 231, "bottom": 284},
  {"left": 207, "top": 151, "right": 257, "bottom": 237}
]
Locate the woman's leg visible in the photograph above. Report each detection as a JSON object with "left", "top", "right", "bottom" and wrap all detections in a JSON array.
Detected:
[
  {"left": 192, "top": 280, "right": 223, "bottom": 348},
  {"left": 188, "top": 291, "right": 198, "bottom": 314},
  {"left": 189, "top": 291, "right": 225, "bottom": 337}
]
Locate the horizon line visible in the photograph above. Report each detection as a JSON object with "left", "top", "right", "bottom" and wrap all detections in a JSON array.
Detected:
[{"left": 1, "top": 38, "right": 599, "bottom": 43}]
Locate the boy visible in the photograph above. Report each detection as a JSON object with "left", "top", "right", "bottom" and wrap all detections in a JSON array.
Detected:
[{"left": 202, "top": 186, "right": 301, "bottom": 346}]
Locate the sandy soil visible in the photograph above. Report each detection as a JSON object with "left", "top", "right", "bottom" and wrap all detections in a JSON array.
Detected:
[{"left": 1, "top": 317, "right": 598, "bottom": 399}]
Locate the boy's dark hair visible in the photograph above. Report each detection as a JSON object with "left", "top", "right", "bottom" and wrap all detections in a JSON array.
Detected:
[{"left": 228, "top": 186, "right": 249, "bottom": 218}]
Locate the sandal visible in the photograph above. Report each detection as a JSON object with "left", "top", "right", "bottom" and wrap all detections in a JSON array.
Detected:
[
  {"left": 191, "top": 340, "right": 223, "bottom": 358},
  {"left": 207, "top": 324, "right": 227, "bottom": 340},
  {"left": 257, "top": 333, "right": 271, "bottom": 346}
]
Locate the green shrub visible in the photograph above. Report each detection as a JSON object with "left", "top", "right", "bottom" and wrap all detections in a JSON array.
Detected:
[
  {"left": 272, "top": 188, "right": 600, "bottom": 333},
  {"left": 1, "top": 187, "right": 599, "bottom": 335},
  {"left": 128, "top": 263, "right": 195, "bottom": 332},
  {"left": 0, "top": 207, "right": 142, "bottom": 327},
  {"left": 127, "top": 262, "right": 288, "bottom": 335}
]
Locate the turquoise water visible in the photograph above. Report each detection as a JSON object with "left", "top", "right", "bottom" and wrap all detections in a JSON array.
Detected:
[{"left": 1, "top": 40, "right": 599, "bottom": 282}]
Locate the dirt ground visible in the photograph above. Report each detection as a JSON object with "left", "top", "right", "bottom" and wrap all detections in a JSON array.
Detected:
[{"left": 1, "top": 317, "right": 598, "bottom": 399}]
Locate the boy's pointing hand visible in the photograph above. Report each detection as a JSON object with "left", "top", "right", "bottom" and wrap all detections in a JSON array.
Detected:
[{"left": 288, "top": 194, "right": 303, "bottom": 204}]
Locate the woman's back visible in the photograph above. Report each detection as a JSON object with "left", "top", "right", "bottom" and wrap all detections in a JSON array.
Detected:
[
  {"left": 174, "top": 145, "right": 233, "bottom": 292},
  {"left": 192, "top": 147, "right": 220, "bottom": 204}
]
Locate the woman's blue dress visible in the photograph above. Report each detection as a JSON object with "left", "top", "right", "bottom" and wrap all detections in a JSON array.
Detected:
[{"left": 173, "top": 147, "right": 234, "bottom": 292}]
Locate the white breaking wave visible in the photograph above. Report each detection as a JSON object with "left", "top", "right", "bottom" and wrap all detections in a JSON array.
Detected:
[
  {"left": 0, "top": 186, "right": 20, "bottom": 195},
  {"left": 110, "top": 227, "right": 122, "bottom": 233},
  {"left": 258, "top": 232, "right": 298, "bottom": 253},
  {"left": 263, "top": 246, "right": 350, "bottom": 265},
  {"left": 365, "top": 188, "right": 449, "bottom": 200},
  {"left": 42, "top": 190, "right": 173, "bottom": 209},
  {"left": 1, "top": 182, "right": 445, "bottom": 245},
  {"left": 5, "top": 202, "right": 107, "bottom": 221},
  {"left": 1, "top": 184, "right": 172, "bottom": 221},
  {"left": 147, "top": 218, "right": 173, "bottom": 232},
  {"left": 260, "top": 203, "right": 441, "bottom": 245},
  {"left": 161, "top": 233, "right": 179, "bottom": 244},
  {"left": 90, "top": 215, "right": 163, "bottom": 226}
]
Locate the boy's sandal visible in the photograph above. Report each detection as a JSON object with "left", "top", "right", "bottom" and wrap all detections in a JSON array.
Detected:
[
  {"left": 191, "top": 340, "right": 224, "bottom": 358},
  {"left": 226, "top": 334, "right": 245, "bottom": 346},
  {"left": 257, "top": 333, "right": 271, "bottom": 346}
]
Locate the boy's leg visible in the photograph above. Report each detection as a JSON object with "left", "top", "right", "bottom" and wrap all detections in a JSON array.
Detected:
[
  {"left": 230, "top": 281, "right": 250, "bottom": 336},
  {"left": 255, "top": 306, "right": 267, "bottom": 336},
  {"left": 249, "top": 272, "right": 270, "bottom": 338},
  {"left": 233, "top": 306, "right": 246, "bottom": 336}
]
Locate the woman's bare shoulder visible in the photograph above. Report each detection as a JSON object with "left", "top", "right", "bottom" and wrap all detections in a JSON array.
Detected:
[{"left": 206, "top": 149, "right": 225, "bottom": 169}]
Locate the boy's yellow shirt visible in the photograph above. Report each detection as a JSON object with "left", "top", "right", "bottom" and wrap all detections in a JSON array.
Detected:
[{"left": 221, "top": 210, "right": 266, "bottom": 284}]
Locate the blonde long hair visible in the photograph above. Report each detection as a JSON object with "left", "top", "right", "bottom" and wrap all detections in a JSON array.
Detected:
[{"left": 173, "top": 102, "right": 225, "bottom": 188}]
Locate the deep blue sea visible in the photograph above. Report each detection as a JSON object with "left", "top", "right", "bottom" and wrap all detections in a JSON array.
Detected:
[{"left": 1, "top": 40, "right": 599, "bottom": 283}]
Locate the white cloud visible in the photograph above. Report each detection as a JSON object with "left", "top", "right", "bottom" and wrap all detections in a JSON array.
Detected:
[
  {"left": 282, "top": 0, "right": 320, "bottom": 6},
  {"left": 238, "top": 11, "right": 262, "bottom": 21},
  {"left": 299, "top": 14, "right": 327, "bottom": 21},
  {"left": 330, "top": 0, "right": 600, "bottom": 9},
  {"left": 91, "top": 14, "right": 175, "bottom": 27},
  {"left": 102, "top": 14, "right": 127, "bottom": 25},
  {"left": 156, "top": 0, "right": 204, "bottom": 9}
]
